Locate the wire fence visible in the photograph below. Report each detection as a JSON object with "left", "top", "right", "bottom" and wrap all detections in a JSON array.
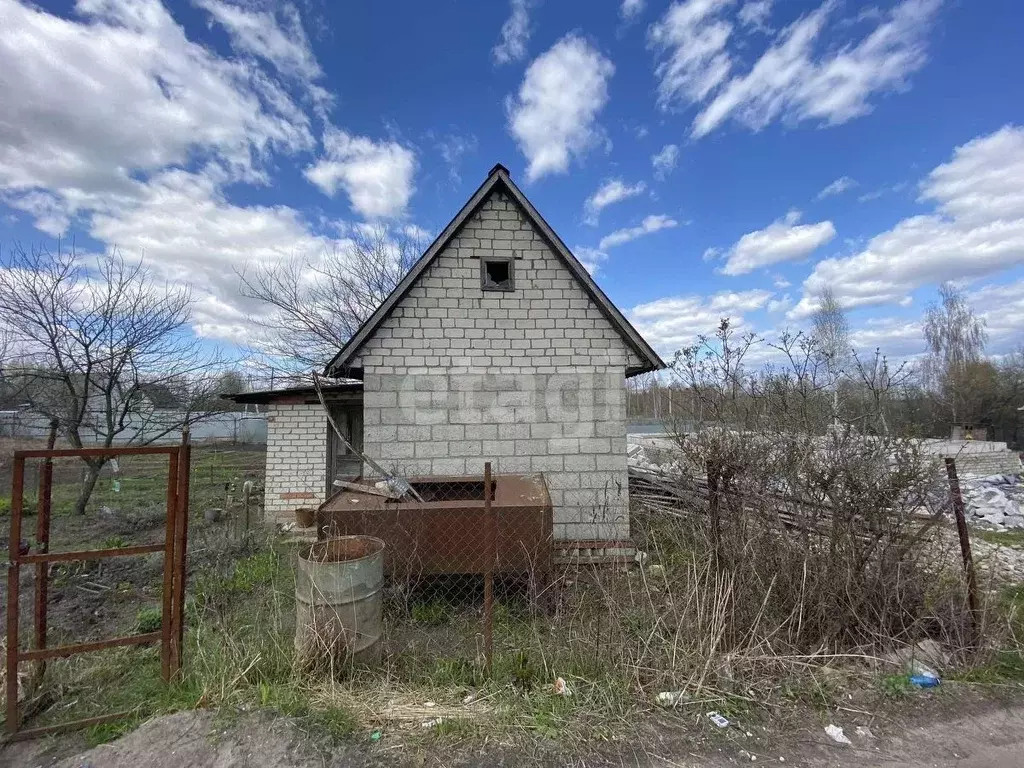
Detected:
[{"left": 309, "top": 462, "right": 555, "bottom": 674}]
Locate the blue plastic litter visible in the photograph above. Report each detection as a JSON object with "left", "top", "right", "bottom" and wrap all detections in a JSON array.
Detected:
[{"left": 909, "top": 674, "right": 940, "bottom": 688}]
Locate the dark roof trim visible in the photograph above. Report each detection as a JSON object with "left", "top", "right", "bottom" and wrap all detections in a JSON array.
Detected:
[
  {"left": 325, "top": 165, "right": 666, "bottom": 378},
  {"left": 221, "top": 381, "right": 362, "bottom": 405}
]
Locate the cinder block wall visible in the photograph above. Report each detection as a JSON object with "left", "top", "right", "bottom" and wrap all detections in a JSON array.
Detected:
[
  {"left": 264, "top": 402, "right": 327, "bottom": 525},
  {"left": 352, "top": 190, "right": 641, "bottom": 541}
]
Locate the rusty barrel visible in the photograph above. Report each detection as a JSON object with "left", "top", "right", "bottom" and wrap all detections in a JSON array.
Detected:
[{"left": 295, "top": 536, "right": 385, "bottom": 666}]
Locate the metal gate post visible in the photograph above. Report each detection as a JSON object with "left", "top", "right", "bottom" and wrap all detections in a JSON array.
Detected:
[{"left": 5, "top": 455, "right": 26, "bottom": 734}]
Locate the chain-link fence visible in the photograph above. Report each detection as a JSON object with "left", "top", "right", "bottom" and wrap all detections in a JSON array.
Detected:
[{"left": 312, "top": 461, "right": 554, "bottom": 674}]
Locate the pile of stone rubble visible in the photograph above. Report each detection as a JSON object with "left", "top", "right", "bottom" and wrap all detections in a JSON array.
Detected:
[{"left": 960, "top": 473, "right": 1024, "bottom": 531}]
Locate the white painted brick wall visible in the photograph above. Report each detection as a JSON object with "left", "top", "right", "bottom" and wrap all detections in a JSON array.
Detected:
[
  {"left": 352, "top": 189, "right": 636, "bottom": 541},
  {"left": 264, "top": 402, "right": 327, "bottom": 525}
]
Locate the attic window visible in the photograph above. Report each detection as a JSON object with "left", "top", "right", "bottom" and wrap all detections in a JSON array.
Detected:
[{"left": 481, "top": 257, "right": 514, "bottom": 292}]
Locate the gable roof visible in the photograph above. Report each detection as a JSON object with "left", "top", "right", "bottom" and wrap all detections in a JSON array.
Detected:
[{"left": 325, "top": 163, "right": 666, "bottom": 378}]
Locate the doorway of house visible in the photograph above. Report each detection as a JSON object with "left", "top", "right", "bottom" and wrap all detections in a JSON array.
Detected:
[{"left": 327, "top": 404, "right": 363, "bottom": 493}]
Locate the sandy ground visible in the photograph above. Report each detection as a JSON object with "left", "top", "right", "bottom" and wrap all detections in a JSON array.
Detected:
[{"left": 6, "top": 696, "right": 1024, "bottom": 767}]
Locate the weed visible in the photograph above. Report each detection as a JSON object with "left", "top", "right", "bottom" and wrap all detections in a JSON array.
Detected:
[
  {"left": 102, "top": 535, "right": 129, "bottom": 550},
  {"left": 136, "top": 607, "right": 163, "bottom": 634},
  {"left": 880, "top": 673, "right": 915, "bottom": 698},
  {"left": 410, "top": 600, "right": 451, "bottom": 626}
]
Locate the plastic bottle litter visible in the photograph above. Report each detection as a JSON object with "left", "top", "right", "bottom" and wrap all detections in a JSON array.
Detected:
[
  {"left": 706, "top": 711, "right": 730, "bottom": 728},
  {"left": 655, "top": 691, "right": 688, "bottom": 707},
  {"left": 909, "top": 673, "right": 940, "bottom": 688},
  {"left": 824, "top": 724, "right": 852, "bottom": 745}
]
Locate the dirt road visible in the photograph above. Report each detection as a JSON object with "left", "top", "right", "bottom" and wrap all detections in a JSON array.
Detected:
[{"left": 6, "top": 698, "right": 1024, "bottom": 767}]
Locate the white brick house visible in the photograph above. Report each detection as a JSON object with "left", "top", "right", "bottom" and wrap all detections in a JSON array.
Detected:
[{"left": 237, "top": 164, "right": 664, "bottom": 542}]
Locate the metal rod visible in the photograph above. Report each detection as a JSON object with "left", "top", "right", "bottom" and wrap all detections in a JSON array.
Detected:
[
  {"left": 32, "top": 421, "right": 58, "bottom": 685},
  {"left": 945, "top": 457, "right": 979, "bottom": 643},
  {"left": 170, "top": 431, "right": 191, "bottom": 676},
  {"left": 161, "top": 450, "right": 179, "bottom": 683},
  {"left": 14, "top": 446, "right": 177, "bottom": 459},
  {"left": 6, "top": 456, "right": 25, "bottom": 735},
  {"left": 5, "top": 710, "right": 138, "bottom": 742},
  {"left": 483, "top": 461, "right": 494, "bottom": 677},
  {"left": 311, "top": 373, "right": 424, "bottom": 503},
  {"left": 19, "top": 543, "right": 165, "bottom": 565},
  {"left": 19, "top": 631, "right": 162, "bottom": 662}
]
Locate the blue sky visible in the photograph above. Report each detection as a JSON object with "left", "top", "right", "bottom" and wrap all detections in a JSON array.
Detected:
[{"left": 1, "top": 0, "right": 1022, "bottom": 365}]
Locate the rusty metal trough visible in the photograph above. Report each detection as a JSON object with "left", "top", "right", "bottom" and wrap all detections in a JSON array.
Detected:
[{"left": 315, "top": 473, "right": 552, "bottom": 581}]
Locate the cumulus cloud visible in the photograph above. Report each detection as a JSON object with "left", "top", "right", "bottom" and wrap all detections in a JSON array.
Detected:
[
  {"left": 629, "top": 288, "right": 772, "bottom": 354},
  {"left": 506, "top": 35, "right": 615, "bottom": 182},
  {"left": 304, "top": 128, "right": 417, "bottom": 219},
  {"left": 583, "top": 179, "right": 647, "bottom": 225},
  {"left": 792, "top": 126, "right": 1024, "bottom": 317},
  {"left": 817, "top": 175, "right": 857, "bottom": 199},
  {"left": 0, "top": 0, "right": 313, "bottom": 230},
  {"left": 599, "top": 215, "right": 679, "bottom": 250},
  {"left": 651, "top": 144, "right": 681, "bottom": 180},
  {"left": 0, "top": 0, "right": 420, "bottom": 342},
  {"left": 621, "top": 0, "right": 645, "bottom": 20},
  {"left": 492, "top": 0, "right": 532, "bottom": 65},
  {"left": 715, "top": 210, "right": 836, "bottom": 275}
]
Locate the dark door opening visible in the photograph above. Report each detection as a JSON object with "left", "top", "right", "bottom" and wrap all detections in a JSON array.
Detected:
[{"left": 327, "top": 404, "right": 363, "bottom": 493}]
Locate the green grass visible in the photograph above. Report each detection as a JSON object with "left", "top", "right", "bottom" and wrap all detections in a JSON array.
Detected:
[
  {"left": 974, "top": 529, "right": 1024, "bottom": 547},
  {"left": 136, "top": 607, "right": 163, "bottom": 634}
]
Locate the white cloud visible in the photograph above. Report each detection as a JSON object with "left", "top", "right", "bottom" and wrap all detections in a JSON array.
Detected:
[
  {"left": 84, "top": 166, "right": 336, "bottom": 342},
  {"left": 651, "top": 144, "right": 681, "bottom": 180},
  {"left": 583, "top": 178, "right": 647, "bottom": 225},
  {"left": 621, "top": 0, "right": 645, "bottom": 20},
  {"left": 767, "top": 293, "right": 793, "bottom": 313},
  {"left": 847, "top": 316, "right": 925, "bottom": 358},
  {"left": 304, "top": 128, "right": 417, "bottom": 219},
  {"left": 196, "top": 1, "right": 322, "bottom": 85},
  {"left": 973, "top": 280, "right": 1024, "bottom": 354},
  {"left": 717, "top": 210, "right": 836, "bottom": 275},
  {"left": 492, "top": 0, "right": 531, "bottom": 65},
  {"left": 0, "top": 0, "right": 420, "bottom": 344},
  {"left": 599, "top": 214, "right": 679, "bottom": 250},
  {"left": 0, "top": 0, "right": 314, "bottom": 231},
  {"left": 680, "top": 0, "right": 941, "bottom": 138},
  {"left": 629, "top": 288, "right": 772, "bottom": 353},
  {"left": 574, "top": 246, "right": 609, "bottom": 275},
  {"left": 793, "top": 126, "right": 1024, "bottom": 317},
  {"left": 649, "top": 0, "right": 736, "bottom": 109},
  {"left": 773, "top": 275, "right": 791, "bottom": 288},
  {"left": 506, "top": 35, "right": 615, "bottom": 182},
  {"left": 434, "top": 133, "right": 478, "bottom": 185},
  {"left": 738, "top": 0, "right": 773, "bottom": 32},
  {"left": 817, "top": 175, "right": 857, "bottom": 199}
]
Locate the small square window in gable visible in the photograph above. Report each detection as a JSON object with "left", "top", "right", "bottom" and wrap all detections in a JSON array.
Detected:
[{"left": 481, "top": 257, "right": 514, "bottom": 292}]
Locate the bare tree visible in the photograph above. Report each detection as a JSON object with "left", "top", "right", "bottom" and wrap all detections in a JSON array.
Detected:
[
  {"left": 0, "top": 244, "right": 219, "bottom": 514},
  {"left": 239, "top": 223, "right": 423, "bottom": 375},
  {"left": 811, "top": 286, "right": 850, "bottom": 423},
  {"left": 923, "top": 282, "right": 988, "bottom": 423}
]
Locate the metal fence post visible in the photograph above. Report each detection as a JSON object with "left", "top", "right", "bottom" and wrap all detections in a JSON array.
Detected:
[
  {"left": 945, "top": 457, "right": 979, "bottom": 644},
  {"left": 483, "top": 461, "right": 494, "bottom": 677},
  {"left": 6, "top": 455, "right": 26, "bottom": 734},
  {"left": 32, "top": 421, "right": 58, "bottom": 684}
]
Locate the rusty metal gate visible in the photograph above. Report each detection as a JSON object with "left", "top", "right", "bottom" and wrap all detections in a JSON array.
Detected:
[{"left": 4, "top": 438, "right": 191, "bottom": 740}]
